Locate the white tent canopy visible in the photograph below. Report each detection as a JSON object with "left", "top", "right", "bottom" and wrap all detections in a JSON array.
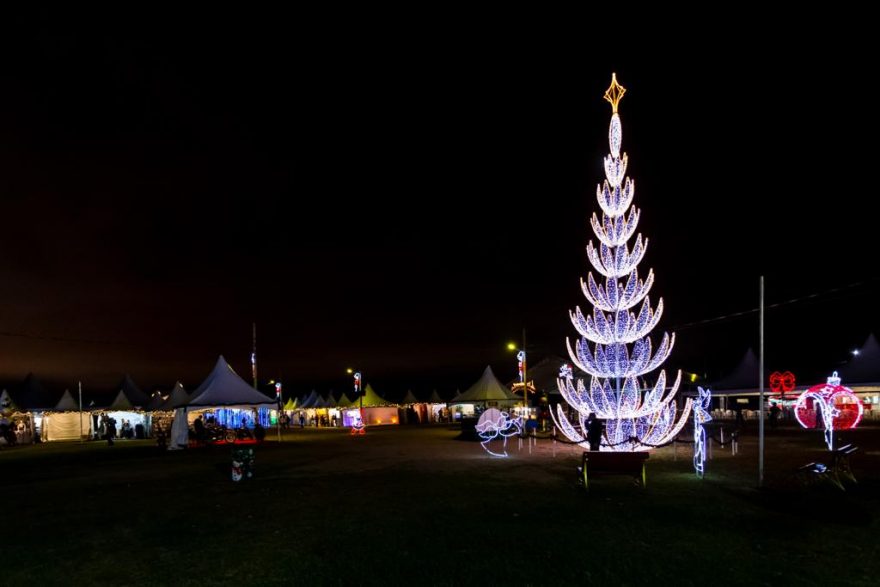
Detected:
[
  {"left": 168, "top": 407, "right": 188, "bottom": 449},
  {"left": 54, "top": 390, "right": 80, "bottom": 411},
  {"left": 187, "top": 356, "right": 276, "bottom": 408},
  {"left": 114, "top": 375, "right": 149, "bottom": 408},
  {"left": 456, "top": 366, "right": 519, "bottom": 402},
  {"left": 108, "top": 389, "right": 138, "bottom": 411}
]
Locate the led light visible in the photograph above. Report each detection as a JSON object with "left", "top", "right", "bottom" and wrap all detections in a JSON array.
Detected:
[
  {"left": 693, "top": 387, "right": 712, "bottom": 476},
  {"left": 794, "top": 371, "right": 863, "bottom": 449},
  {"left": 559, "top": 363, "right": 573, "bottom": 379},
  {"left": 556, "top": 74, "right": 692, "bottom": 451},
  {"left": 476, "top": 408, "right": 523, "bottom": 457}
]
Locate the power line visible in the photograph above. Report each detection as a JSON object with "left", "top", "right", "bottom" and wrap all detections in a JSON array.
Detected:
[{"left": 673, "top": 279, "right": 876, "bottom": 331}]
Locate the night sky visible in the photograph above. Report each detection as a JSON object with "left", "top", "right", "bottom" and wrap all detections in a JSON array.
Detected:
[{"left": 2, "top": 11, "right": 877, "bottom": 397}]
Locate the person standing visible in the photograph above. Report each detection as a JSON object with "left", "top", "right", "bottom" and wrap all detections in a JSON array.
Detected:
[
  {"left": 587, "top": 413, "right": 604, "bottom": 452},
  {"left": 769, "top": 402, "right": 781, "bottom": 430}
]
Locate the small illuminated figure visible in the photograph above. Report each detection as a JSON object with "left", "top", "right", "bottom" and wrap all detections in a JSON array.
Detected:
[
  {"left": 693, "top": 387, "right": 712, "bottom": 477},
  {"left": 475, "top": 408, "right": 523, "bottom": 457}
]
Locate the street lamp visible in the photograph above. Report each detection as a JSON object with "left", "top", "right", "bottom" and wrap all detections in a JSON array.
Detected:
[
  {"left": 507, "top": 328, "right": 529, "bottom": 433},
  {"left": 347, "top": 368, "right": 364, "bottom": 432}
]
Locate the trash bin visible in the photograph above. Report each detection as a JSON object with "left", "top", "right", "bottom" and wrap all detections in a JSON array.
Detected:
[{"left": 231, "top": 447, "right": 255, "bottom": 482}]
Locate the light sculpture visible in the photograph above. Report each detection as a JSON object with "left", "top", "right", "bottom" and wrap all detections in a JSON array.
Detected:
[
  {"left": 476, "top": 408, "right": 523, "bottom": 457},
  {"left": 693, "top": 387, "right": 712, "bottom": 477},
  {"left": 552, "top": 74, "right": 692, "bottom": 451},
  {"left": 794, "top": 372, "right": 863, "bottom": 450}
]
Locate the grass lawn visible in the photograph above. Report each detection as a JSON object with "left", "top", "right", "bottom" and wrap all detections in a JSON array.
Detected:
[{"left": 2, "top": 423, "right": 879, "bottom": 585}]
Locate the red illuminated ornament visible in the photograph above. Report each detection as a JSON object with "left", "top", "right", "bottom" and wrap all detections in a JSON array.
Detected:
[
  {"left": 795, "top": 372, "right": 863, "bottom": 442},
  {"left": 769, "top": 371, "right": 796, "bottom": 394}
]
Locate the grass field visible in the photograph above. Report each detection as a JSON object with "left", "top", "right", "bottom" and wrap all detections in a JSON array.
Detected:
[{"left": 2, "top": 423, "right": 879, "bottom": 585}]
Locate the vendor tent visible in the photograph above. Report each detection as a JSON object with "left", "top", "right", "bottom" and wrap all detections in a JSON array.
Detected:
[
  {"left": 40, "top": 390, "right": 90, "bottom": 441},
  {"left": 114, "top": 375, "right": 149, "bottom": 408},
  {"left": 360, "top": 383, "right": 392, "bottom": 407},
  {"left": 9, "top": 373, "right": 54, "bottom": 411},
  {"left": 839, "top": 334, "right": 880, "bottom": 384},
  {"left": 401, "top": 390, "right": 419, "bottom": 405},
  {"left": 299, "top": 390, "right": 318, "bottom": 409},
  {"left": 456, "top": 366, "right": 519, "bottom": 402},
  {"left": 160, "top": 382, "right": 190, "bottom": 410},
  {"left": 709, "top": 348, "right": 759, "bottom": 392},
  {"left": 1, "top": 388, "right": 20, "bottom": 413},
  {"left": 146, "top": 391, "right": 167, "bottom": 411},
  {"left": 54, "top": 390, "right": 80, "bottom": 411},
  {"left": 188, "top": 356, "right": 276, "bottom": 407}
]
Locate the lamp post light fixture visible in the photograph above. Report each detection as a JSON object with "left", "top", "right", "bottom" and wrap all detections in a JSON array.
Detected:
[
  {"left": 347, "top": 368, "right": 364, "bottom": 430},
  {"left": 507, "top": 329, "right": 529, "bottom": 433}
]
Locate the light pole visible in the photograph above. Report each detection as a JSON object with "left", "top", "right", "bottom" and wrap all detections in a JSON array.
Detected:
[
  {"left": 271, "top": 380, "right": 282, "bottom": 442},
  {"left": 508, "top": 328, "right": 529, "bottom": 435},
  {"left": 347, "top": 368, "right": 364, "bottom": 430}
]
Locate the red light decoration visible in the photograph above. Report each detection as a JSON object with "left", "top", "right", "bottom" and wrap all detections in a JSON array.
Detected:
[
  {"left": 769, "top": 371, "right": 796, "bottom": 394},
  {"left": 795, "top": 372, "right": 863, "bottom": 432}
]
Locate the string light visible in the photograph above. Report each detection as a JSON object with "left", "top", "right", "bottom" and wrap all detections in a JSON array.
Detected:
[
  {"left": 693, "top": 387, "right": 712, "bottom": 477},
  {"left": 555, "top": 74, "right": 692, "bottom": 452}
]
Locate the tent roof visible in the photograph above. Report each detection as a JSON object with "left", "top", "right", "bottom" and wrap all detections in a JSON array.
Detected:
[
  {"left": 324, "top": 393, "right": 337, "bottom": 408},
  {"left": 428, "top": 389, "right": 444, "bottom": 404},
  {"left": 401, "top": 389, "right": 419, "bottom": 404},
  {"left": 456, "top": 366, "right": 519, "bottom": 402},
  {"left": 283, "top": 397, "right": 297, "bottom": 410},
  {"left": 513, "top": 355, "right": 571, "bottom": 394},
  {"left": 188, "top": 356, "right": 276, "bottom": 407},
  {"left": 9, "top": 373, "right": 54, "bottom": 411},
  {"left": 115, "top": 375, "right": 149, "bottom": 407},
  {"left": 337, "top": 392, "right": 353, "bottom": 408},
  {"left": 709, "top": 348, "right": 759, "bottom": 391},
  {"left": 108, "top": 389, "right": 136, "bottom": 411},
  {"left": 360, "top": 383, "right": 392, "bottom": 407},
  {"left": 299, "top": 390, "right": 318, "bottom": 409},
  {"left": 160, "top": 382, "right": 190, "bottom": 410},
  {"left": 1, "top": 389, "right": 21, "bottom": 413},
  {"left": 146, "top": 391, "right": 167, "bottom": 411},
  {"left": 839, "top": 333, "right": 880, "bottom": 384},
  {"left": 54, "top": 390, "right": 80, "bottom": 411}
]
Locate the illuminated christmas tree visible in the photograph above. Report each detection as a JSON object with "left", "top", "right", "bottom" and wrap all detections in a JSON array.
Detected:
[{"left": 552, "top": 74, "right": 692, "bottom": 451}]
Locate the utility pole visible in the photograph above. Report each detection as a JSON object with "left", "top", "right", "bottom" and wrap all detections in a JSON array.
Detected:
[{"left": 758, "top": 276, "right": 765, "bottom": 488}]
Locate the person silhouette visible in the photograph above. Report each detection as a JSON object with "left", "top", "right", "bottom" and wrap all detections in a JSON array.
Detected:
[
  {"left": 587, "top": 413, "right": 604, "bottom": 452},
  {"left": 769, "top": 402, "right": 781, "bottom": 429}
]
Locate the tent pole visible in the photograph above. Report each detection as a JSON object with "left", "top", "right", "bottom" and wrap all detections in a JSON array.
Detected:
[{"left": 78, "top": 381, "right": 83, "bottom": 443}]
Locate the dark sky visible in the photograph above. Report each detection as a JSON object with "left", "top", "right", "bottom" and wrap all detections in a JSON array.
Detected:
[{"left": 1, "top": 10, "right": 878, "bottom": 397}]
